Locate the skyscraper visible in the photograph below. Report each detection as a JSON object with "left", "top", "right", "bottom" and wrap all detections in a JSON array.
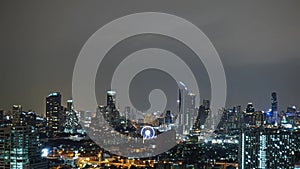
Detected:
[
  {"left": 194, "top": 105, "right": 208, "bottom": 130},
  {"left": 11, "top": 105, "right": 22, "bottom": 124},
  {"left": 271, "top": 92, "right": 278, "bottom": 112},
  {"left": 177, "top": 82, "right": 196, "bottom": 135},
  {"left": 239, "top": 127, "right": 297, "bottom": 169},
  {"left": 164, "top": 110, "right": 173, "bottom": 124},
  {"left": 246, "top": 103, "right": 255, "bottom": 114},
  {"left": 271, "top": 92, "right": 279, "bottom": 126},
  {"left": 244, "top": 103, "right": 256, "bottom": 125},
  {"left": 46, "top": 92, "right": 62, "bottom": 137},
  {"left": 124, "top": 106, "right": 131, "bottom": 121},
  {"left": 0, "top": 125, "right": 47, "bottom": 169},
  {"left": 67, "top": 99, "right": 73, "bottom": 111},
  {"left": 107, "top": 90, "right": 116, "bottom": 110}
]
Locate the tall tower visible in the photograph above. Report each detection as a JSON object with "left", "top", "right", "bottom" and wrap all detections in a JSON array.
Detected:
[
  {"left": 271, "top": 92, "right": 278, "bottom": 126},
  {"left": 107, "top": 91, "right": 116, "bottom": 110},
  {"left": 271, "top": 92, "right": 278, "bottom": 112},
  {"left": 46, "top": 92, "right": 62, "bottom": 137},
  {"left": 194, "top": 105, "right": 208, "bottom": 130},
  {"left": 177, "top": 82, "right": 197, "bottom": 135},
  {"left": 164, "top": 110, "right": 173, "bottom": 124},
  {"left": 124, "top": 106, "right": 131, "bottom": 120}
]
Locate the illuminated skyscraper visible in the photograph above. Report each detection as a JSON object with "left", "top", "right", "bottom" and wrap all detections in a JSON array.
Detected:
[
  {"left": 246, "top": 103, "right": 255, "bottom": 114},
  {"left": 194, "top": 105, "right": 208, "bottom": 130},
  {"left": 64, "top": 110, "right": 81, "bottom": 134},
  {"left": 286, "top": 106, "right": 297, "bottom": 127},
  {"left": 107, "top": 91, "right": 116, "bottom": 110},
  {"left": 244, "top": 103, "right": 256, "bottom": 126},
  {"left": 0, "top": 126, "right": 47, "bottom": 169},
  {"left": 239, "top": 127, "right": 297, "bottom": 169},
  {"left": 271, "top": 92, "right": 279, "bottom": 126},
  {"left": 271, "top": 92, "right": 278, "bottom": 113},
  {"left": 177, "top": 82, "right": 196, "bottom": 135},
  {"left": 46, "top": 92, "right": 63, "bottom": 137}
]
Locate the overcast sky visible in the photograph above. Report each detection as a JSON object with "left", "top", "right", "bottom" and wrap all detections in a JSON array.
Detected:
[{"left": 1, "top": 0, "right": 300, "bottom": 114}]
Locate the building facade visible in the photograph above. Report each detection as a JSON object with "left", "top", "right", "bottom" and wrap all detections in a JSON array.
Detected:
[
  {"left": 0, "top": 126, "right": 47, "bottom": 169},
  {"left": 46, "top": 92, "right": 63, "bottom": 137}
]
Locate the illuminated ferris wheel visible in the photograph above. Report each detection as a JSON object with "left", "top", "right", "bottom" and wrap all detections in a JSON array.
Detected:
[{"left": 140, "top": 126, "right": 156, "bottom": 140}]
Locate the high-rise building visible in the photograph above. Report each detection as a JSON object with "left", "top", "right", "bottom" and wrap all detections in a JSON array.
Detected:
[
  {"left": 105, "top": 91, "right": 120, "bottom": 125},
  {"left": 286, "top": 106, "right": 297, "bottom": 127},
  {"left": 11, "top": 105, "right": 22, "bottom": 124},
  {"left": 177, "top": 82, "right": 196, "bottom": 135},
  {"left": 0, "top": 125, "right": 47, "bottom": 169},
  {"left": 164, "top": 110, "right": 173, "bottom": 124},
  {"left": 124, "top": 106, "right": 131, "bottom": 121},
  {"left": 255, "top": 111, "right": 264, "bottom": 127},
  {"left": 64, "top": 110, "right": 81, "bottom": 134},
  {"left": 246, "top": 103, "right": 255, "bottom": 114},
  {"left": 187, "top": 93, "right": 196, "bottom": 129},
  {"left": 271, "top": 92, "right": 278, "bottom": 112},
  {"left": 194, "top": 105, "right": 208, "bottom": 130},
  {"left": 67, "top": 99, "right": 73, "bottom": 111},
  {"left": 35, "top": 115, "right": 46, "bottom": 134},
  {"left": 203, "top": 100, "right": 210, "bottom": 110},
  {"left": 239, "top": 127, "right": 298, "bottom": 169},
  {"left": 107, "top": 91, "right": 116, "bottom": 110},
  {"left": 46, "top": 92, "right": 63, "bottom": 137},
  {"left": 271, "top": 92, "right": 279, "bottom": 126},
  {"left": 20, "top": 111, "right": 36, "bottom": 127},
  {"left": 236, "top": 106, "right": 243, "bottom": 128},
  {"left": 244, "top": 103, "right": 256, "bottom": 126}
]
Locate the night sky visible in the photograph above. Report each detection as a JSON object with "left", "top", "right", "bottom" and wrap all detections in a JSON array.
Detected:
[{"left": 1, "top": 0, "right": 300, "bottom": 115}]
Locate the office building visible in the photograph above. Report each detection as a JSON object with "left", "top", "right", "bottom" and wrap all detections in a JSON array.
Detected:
[
  {"left": 0, "top": 125, "right": 47, "bottom": 169},
  {"left": 107, "top": 90, "right": 116, "bottom": 110},
  {"left": 239, "top": 127, "right": 298, "bottom": 168},
  {"left": 177, "top": 82, "right": 196, "bottom": 135},
  {"left": 46, "top": 92, "right": 63, "bottom": 137},
  {"left": 194, "top": 105, "right": 208, "bottom": 130},
  {"left": 271, "top": 92, "right": 279, "bottom": 126},
  {"left": 67, "top": 99, "right": 73, "bottom": 111},
  {"left": 20, "top": 111, "right": 36, "bottom": 128}
]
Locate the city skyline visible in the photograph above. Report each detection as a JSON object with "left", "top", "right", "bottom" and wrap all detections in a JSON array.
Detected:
[
  {"left": 0, "top": 89, "right": 297, "bottom": 117},
  {"left": 1, "top": 90, "right": 299, "bottom": 168},
  {"left": 1, "top": 1, "right": 300, "bottom": 168}
]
